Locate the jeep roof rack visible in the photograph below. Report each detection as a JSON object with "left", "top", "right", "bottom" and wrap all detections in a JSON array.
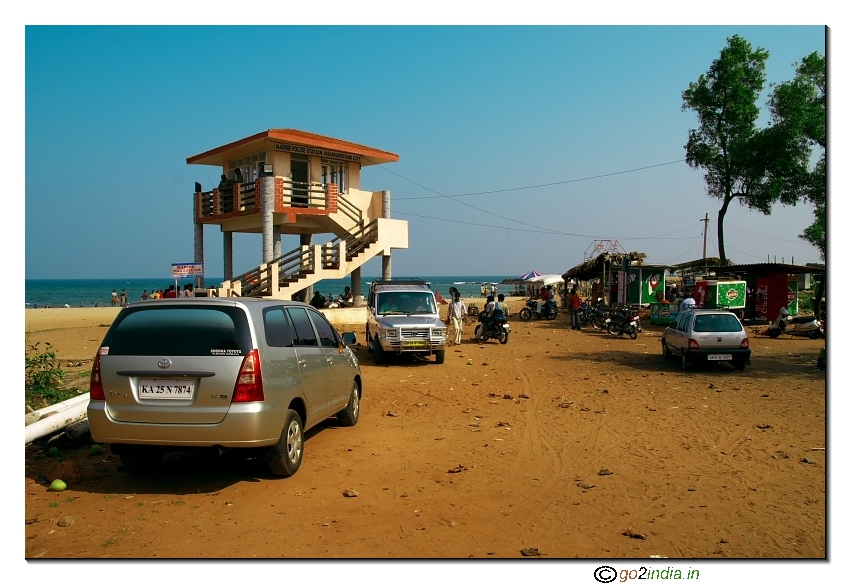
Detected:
[{"left": 370, "top": 278, "right": 430, "bottom": 288}]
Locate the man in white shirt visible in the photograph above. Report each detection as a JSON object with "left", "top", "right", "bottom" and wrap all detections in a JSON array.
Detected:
[
  {"left": 446, "top": 293, "right": 467, "bottom": 346},
  {"left": 680, "top": 293, "right": 696, "bottom": 311}
]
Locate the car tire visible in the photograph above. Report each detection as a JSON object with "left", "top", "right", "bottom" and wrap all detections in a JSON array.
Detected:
[
  {"left": 119, "top": 447, "right": 163, "bottom": 476},
  {"left": 373, "top": 339, "right": 386, "bottom": 365},
  {"left": 733, "top": 361, "right": 747, "bottom": 371},
  {"left": 519, "top": 308, "right": 532, "bottom": 322},
  {"left": 337, "top": 381, "right": 360, "bottom": 427},
  {"left": 267, "top": 409, "right": 304, "bottom": 477},
  {"left": 435, "top": 349, "right": 446, "bottom": 364},
  {"left": 681, "top": 350, "right": 691, "bottom": 371},
  {"left": 662, "top": 339, "right": 672, "bottom": 359},
  {"left": 366, "top": 327, "right": 373, "bottom": 353}
]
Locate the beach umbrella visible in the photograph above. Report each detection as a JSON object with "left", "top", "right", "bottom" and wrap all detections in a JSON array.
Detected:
[
  {"left": 519, "top": 271, "right": 541, "bottom": 280},
  {"left": 530, "top": 274, "right": 565, "bottom": 285}
]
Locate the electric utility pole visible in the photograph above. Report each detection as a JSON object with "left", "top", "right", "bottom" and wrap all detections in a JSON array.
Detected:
[{"left": 701, "top": 213, "right": 709, "bottom": 261}]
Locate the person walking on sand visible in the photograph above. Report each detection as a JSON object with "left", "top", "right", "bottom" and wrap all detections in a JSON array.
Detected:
[
  {"left": 111, "top": 290, "right": 118, "bottom": 306},
  {"left": 140, "top": 290, "right": 148, "bottom": 301},
  {"left": 569, "top": 287, "right": 582, "bottom": 330},
  {"left": 120, "top": 290, "right": 127, "bottom": 306},
  {"left": 481, "top": 283, "right": 487, "bottom": 298},
  {"left": 447, "top": 292, "right": 467, "bottom": 346}
]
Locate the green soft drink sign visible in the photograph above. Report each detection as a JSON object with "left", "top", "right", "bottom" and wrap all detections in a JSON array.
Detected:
[{"left": 716, "top": 282, "right": 745, "bottom": 310}]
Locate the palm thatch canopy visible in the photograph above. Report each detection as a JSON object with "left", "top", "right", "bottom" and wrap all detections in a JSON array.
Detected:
[
  {"left": 668, "top": 257, "right": 729, "bottom": 273},
  {"left": 562, "top": 251, "right": 648, "bottom": 281}
]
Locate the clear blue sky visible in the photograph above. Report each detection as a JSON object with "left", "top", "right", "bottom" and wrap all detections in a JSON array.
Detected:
[{"left": 23, "top": 24, "right": 826, "bottom": 279}]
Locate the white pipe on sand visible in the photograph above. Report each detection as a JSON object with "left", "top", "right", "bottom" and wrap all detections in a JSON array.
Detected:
[
  {"left": 25, "top": 392, "right": 90, "bottom": 426},
  {"left": 25, "top": 395, "right": 90, "bottom": 445}
]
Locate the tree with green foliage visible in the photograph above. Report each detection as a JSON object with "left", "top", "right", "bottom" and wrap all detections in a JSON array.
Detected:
[
  {"left": 682, "top": 36, "right": 820, "bottom": 265},
  {"left": 768, "top": 52, "right": 825, "bottom": 258}
]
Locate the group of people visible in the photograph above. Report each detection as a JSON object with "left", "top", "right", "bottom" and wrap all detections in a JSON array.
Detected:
[
  {"left": 310, "top": 286, "right": 354, "bottom": 309},
  {"left": 111, "top": 290, "right": 128, "bottom": 307},
  {"left": 479, "top": 283, "right": 498, "bottom": 298},
  {"left": 217, "top": 169, "right": 244, "bottom": 213},
  {"left": 139, "top": 284, "right": 195, "bottom": 301},
  {"left": 446, "top": 292, "right": 509, "bottom": 344}
]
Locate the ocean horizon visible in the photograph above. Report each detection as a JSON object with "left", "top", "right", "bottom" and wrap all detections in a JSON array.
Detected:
[{"left": 24, "top": 276, "right": 521, "bottom": 307}]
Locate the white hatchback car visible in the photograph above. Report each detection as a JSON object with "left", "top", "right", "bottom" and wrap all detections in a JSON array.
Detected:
[{"left": 661, "top": 309, "right": 751, "bottom": 371}]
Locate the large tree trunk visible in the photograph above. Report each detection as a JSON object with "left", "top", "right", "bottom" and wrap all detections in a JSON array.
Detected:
[{"left": 717, "top": 195, "right": 733, "bottom": 266}]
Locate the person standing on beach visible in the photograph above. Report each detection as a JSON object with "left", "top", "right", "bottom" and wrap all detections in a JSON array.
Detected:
[
  {"left": 120, "top": 290, "right": 127, "bottom": 306},
  {"left": 141, "top": 290, "right": 148, "bottom": 300},
  {"left": 111, "top": 290, "right": 118, "bottom": 306},
  {"left": 569, "top": 288, "right": 582, "bottom": 330},
  {"left": 480, "top": 284, "right": 487, "bottom": 298},
  {"left": 447, "top": 293, "right": 467, "bottom": 346}
]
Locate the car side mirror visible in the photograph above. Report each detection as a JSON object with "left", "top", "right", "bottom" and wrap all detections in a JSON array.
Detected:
[{"left": 341, "top": 332, "right": 357, "bottom": 346}]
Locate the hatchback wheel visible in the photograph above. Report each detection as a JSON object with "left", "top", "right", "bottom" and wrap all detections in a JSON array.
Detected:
[
  {"left": 267, "top": 409, "right": 304, "bottom": 477},
  {"left": 661, "top": 339, "right": 672, "bottom": 359},
  {"left": 681, "top": 350, "right": 691, "bottom": 371},
  {"left": 337, "top": 381, "right": 360, "bottom": 427}
]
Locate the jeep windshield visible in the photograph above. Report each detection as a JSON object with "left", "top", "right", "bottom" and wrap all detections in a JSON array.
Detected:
[{"left": 377, "top": 291, "right": 437, "bottom": 315}]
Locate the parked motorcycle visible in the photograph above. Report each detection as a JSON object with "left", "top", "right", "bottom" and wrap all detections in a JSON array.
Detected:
[
  {"left": 474, "top": 319, "right": 511, "bottom": 344},
  {"left": 768, "top": 307, "right": 824, "bottom": 339},
  {"left": 519, "top": 299, "right": 558, "bottom": 321},
  {"left": 579, "top": 300, "right": 607, "bottom": 330},
  {"left": 606, "top": 306, "right": 640, "bottom": 339}
]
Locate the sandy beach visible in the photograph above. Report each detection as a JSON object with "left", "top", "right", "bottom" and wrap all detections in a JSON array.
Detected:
[{"left": 24, "top": 301, "right": 826, "bottom": 558}]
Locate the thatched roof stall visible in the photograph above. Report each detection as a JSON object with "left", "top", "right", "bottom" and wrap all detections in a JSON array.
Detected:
[
  {"left": 562, "top": 251, "right": 648, "bottom": 281},
  {"left": 669, "top": 257, "right": 728, "bottom": 278}
]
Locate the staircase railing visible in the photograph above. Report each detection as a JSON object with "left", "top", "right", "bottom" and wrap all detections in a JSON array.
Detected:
[
  {"left": 345, "top": 220, "right": 379, "bottom": 260},
  {"left": 336, "top": 193, "right": 363, "bottom": 226}
]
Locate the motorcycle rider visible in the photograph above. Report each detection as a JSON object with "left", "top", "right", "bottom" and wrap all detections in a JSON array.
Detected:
[
  {"left": 538, "top": 285, "right": 553, "bottom": 314},
  {"left": 477, "top": 294, "right": 509, "bottom": 340}
]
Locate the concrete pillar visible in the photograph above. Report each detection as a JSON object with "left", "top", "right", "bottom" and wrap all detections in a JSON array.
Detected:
[
  {"left": 261, "top": 176, "right": 275, "bottom": 263},
  {"left": 223, "top": 230, "right": 233, "bottom": 281},
  {"left": 300, "top": 234, "right": 312, "bottom": 302},
  {"left": 273, "top": 225, "right": 281, "bottom": 259},
  {"left": 381, "top": 190, "right": 391, "bottom": 280},
  {"left": 193, "top": 222, "right": 204, "bottom": 289},
  {"left": 351, "top": 267, "right": 362, "bottom": 306}
]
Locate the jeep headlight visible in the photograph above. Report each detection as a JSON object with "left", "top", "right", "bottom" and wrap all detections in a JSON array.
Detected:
[
  {"left": 383, "top": 329, "right": 398, "bottom": 338},
  {"left": 431, "top": 328, "right": 446, "bottom": 338}
]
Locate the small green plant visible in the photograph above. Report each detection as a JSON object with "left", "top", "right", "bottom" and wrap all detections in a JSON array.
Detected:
[
  {"left": 25, "top": 339, "right": 65, "bottom": 405},
  {"left": 48, "top": 501, "right": 59, "bottom": 508},
  {"left": 171, "top": 499, "right": 185, "bottom": 506},
  {"left": 101, "top": 538, "right": 117, "bottom": 547}
]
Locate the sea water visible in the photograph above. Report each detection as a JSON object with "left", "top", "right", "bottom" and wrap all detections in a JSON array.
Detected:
[{"left": 24, "top": 276, "right": 515, "bottom": 308}]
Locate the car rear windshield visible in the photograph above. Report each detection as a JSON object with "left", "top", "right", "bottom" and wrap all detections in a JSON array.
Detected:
[
  {"left": 693, "top": 314, "right": 743, "bottom": 333},
  {"left": 102, "top": 305, "right": 253, "bottom": 356}
]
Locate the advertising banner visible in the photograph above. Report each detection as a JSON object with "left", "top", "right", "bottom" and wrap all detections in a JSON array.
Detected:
[
  {"left": 755, "top": 278, "right": 769, "bottom": 321},
  {"left": 715, "top": 281, "right": 746, "bottom": 310},
  {"left": 787, "top": 280, "right": 798, "bottom": 316},
  {"left": 693, "top": 281, "right": 708, "bottom": 308},
  {"left": 642, "top": 270, "right": 665, "bottom": 304},
  {"left": 171, "top": 262, "right": 204, "bottom": 279}
]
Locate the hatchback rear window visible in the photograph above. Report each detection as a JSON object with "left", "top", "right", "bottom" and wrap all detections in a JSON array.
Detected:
[
  {"left": 102, "top": 306, "right": 252, "bottom": 356},
  {"left": 693, "top": 314, "right": 743, "bottom": 333}
]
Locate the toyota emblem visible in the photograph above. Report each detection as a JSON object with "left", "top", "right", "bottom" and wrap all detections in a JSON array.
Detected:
[{"left": 158, "top": 358, "right": 172, "bottom": 369}]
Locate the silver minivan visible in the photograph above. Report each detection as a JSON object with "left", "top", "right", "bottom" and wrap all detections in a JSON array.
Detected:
[{"left": 87, "top": 298, "right": 362, "bottom": 477}]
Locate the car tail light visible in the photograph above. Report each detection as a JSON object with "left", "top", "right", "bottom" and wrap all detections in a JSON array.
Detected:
[
  {"left": 90, "top": 353, "right": 105, "bottom": 401},
  {"left": 232, "top": 349, "right": 264, "bottom": 403},
  {"left": 688, "top": 339, "right": 700, "bottom": 349},
  {"left": 740, "top": 338, "right": 749, "bottom": 349}
]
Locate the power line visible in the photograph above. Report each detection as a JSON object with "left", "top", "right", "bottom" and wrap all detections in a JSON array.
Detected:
[
  {"left": 388, "top": 159, "right": 686, "bottom": 200},
  {"left": 657, "top": 237, "right": 701, "bottom": 265},
  {"left": 393, "top": 210, "right": 702, "bottom": 240}
]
